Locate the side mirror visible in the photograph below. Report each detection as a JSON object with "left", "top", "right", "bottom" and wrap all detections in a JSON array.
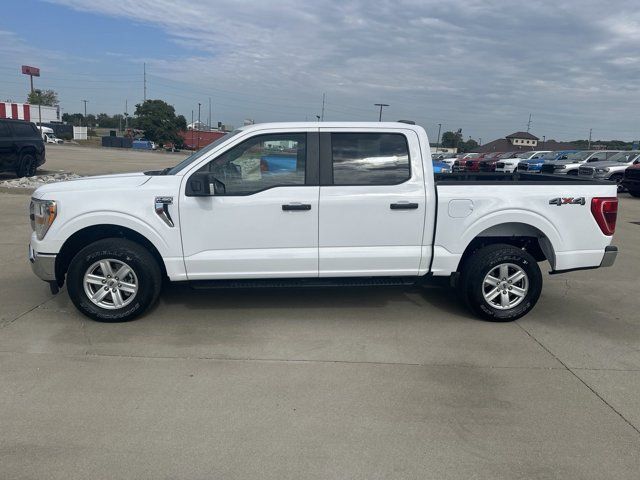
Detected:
[{"left": 185, "top": 172, "right": 226, "bottom": 196}]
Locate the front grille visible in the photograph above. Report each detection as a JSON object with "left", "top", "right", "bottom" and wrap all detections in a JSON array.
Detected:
[
  {"left": 496, "top": 162, "right": 505, "bottom": 169},
  {"left": 579, "top": 166, "right": 594, "bottom": 176},
  {"left": 517, "top": 163, "right": 528, "bottom": 171},
  {"left": 540, "top": 164, "right": 556, "bottom": 174}
]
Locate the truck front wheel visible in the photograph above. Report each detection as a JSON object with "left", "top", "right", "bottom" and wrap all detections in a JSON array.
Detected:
[
  {"left": 67, "top": 238, "right": 162, "bottom": 322},
  {"left": 459, "top": 244, "right": 542, "bottom": 322}
]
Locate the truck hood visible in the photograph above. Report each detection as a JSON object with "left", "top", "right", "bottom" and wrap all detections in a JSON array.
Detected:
[{"left": 33, "top": 172, "right": 150, "bottom": 198}]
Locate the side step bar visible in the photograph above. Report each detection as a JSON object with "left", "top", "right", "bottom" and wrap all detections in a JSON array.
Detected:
[{"left": 190, "top": 276, "right": 421, "bottom": 290}]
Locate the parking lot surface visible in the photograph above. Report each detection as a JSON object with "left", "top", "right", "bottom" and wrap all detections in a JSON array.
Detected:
[{"left": 1, "top": 147, "right": 640, "bottom": 479}]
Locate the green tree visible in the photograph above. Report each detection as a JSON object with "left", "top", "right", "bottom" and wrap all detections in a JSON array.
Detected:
[
  {"left": 133, "top": 99, "right": 187, "bottom": 146},
  {"left": 27, "top": 89, "right": 58, "bottom": 106},
  {"left": 441, "top": 130, "right": 463, "bottom": 149}
]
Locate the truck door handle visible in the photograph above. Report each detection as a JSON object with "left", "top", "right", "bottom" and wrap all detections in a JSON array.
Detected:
[
  {"left": 390, "top": 202, "right": 419, "bottom": 210},
  {"left": 282, "top": 203, "right": 312, "bottom": 211}
]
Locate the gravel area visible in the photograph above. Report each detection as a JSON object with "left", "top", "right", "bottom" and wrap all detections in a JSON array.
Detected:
[{"left": 0, "top": 173, "right": 81, "bottom": 190}]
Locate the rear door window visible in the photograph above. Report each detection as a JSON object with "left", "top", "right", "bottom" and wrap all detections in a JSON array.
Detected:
[
  {"left": 0, "top": 122, "right": 11, "bottom": 137},
  {"left": 330, "top": 133, "right": 410, "bottom": 185},
  {"left": 12, "top": 122, "right": 38, "bottom": 138}
]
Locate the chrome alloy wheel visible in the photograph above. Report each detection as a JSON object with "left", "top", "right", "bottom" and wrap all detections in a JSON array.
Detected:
[
  {"left": 482, "top": 263, "right": 529, "bottom": 310},
  {"left": 83, "top": 259, "right": 138, "bottom": 310}
]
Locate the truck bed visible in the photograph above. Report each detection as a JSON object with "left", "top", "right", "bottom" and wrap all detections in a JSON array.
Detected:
[{"left": 434, "top": 172, "right": 612, "bottom": 185}]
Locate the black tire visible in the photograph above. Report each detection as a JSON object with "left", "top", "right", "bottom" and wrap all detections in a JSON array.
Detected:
[
  {"left": 67, "top": 238, "right": 162, "bottom": 322},
  {"left": 16, "top": 153, "right": 37, "bottom": 178},
  {"left": 459, "top": 244, "right": 542, "bottom": 322},
  {"left": 609, "top": 173, "right": 625, "bottom": 192}
]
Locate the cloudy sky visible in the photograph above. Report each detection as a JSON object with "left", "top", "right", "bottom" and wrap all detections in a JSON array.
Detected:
[{"left": 1, "top": 0, "right": 639, "bottom": 142}]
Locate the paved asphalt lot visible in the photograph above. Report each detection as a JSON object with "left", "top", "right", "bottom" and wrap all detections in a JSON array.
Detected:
[{"left": 1, "top": 145, "right": 640, "bottom": 479}]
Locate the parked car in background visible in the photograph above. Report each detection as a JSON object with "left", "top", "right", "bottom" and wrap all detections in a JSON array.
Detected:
[
  {"left": 0, "top": 118, "right": 46, "bottom": 177},
  {"left": 452, "top": 152, "right": 480, "bottom": 172},
  {"left": 517, "top": 150, "right": 579, "bottom": 173},
  {"left": 479, "top": 151, "right": 514, "bottom": 172},
  {"left": 495, "top": 151, "right": 551, "bottom": 173},
  {"left": 622, "top": 162, "right": 640, "bottom": 197},
  {"left": 579, "top": 151, "right": 640, "bottom": 191},
  {"left": 436, "top": 153, "right": 457, "bottom": 167},
  {"left": 540, "top": 150, "right": 620, "bottom": 175},
  {"left": 432, "top": 159, "right": 452, "bottom": 173}
]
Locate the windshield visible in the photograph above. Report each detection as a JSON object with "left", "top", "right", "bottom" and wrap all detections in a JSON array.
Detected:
[
  {"left": 607, "top": 151, "right": 640, "bottom": 163},
  {"left": 166, "top": 131, "right": 240, "bottom": 174},
  {"left": 540, "top": 152, "right": 559, "bottom": 160},
  {"left": 565, "top": 151, "right": 593, "bottom": 161},
  {"left": 516, "top": 152, "right": 533, "bottom": 158}
]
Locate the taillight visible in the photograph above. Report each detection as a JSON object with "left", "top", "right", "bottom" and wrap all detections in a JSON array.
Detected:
[{"left": 591, "top": 197, "right": 618, "bottom": 235}]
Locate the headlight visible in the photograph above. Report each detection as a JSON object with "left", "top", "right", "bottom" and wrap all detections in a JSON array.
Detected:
[
  {"left": 596, "top": 168, "right": 610, "bottom": 173},
  {"left": 30, "top": 199, "right": 57, "bottom": 240},
  {"left": 556, "top": 165, "right": 567, "bottom": 170}
]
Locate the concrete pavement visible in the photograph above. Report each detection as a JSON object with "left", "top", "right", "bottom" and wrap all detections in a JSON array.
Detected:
[{"left": 1, "top": 156, "right": 639, "bottom": 478}]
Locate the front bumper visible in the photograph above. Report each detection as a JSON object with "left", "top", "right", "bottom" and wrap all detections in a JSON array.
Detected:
[{"left": 29, "top": 244, "right": 56, "bottom": 282}]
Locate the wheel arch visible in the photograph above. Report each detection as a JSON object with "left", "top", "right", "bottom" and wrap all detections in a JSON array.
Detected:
[
  {"left": 456, "top": 221, "right": 558, "bottom": 273},
  {"left": 55, "top": 224, "right": 167, "bottom": 286}
]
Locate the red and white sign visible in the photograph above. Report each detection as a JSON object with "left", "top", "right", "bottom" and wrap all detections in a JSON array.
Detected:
[{"left": 21, "top": 65, "right": 40, "bottom": 76}]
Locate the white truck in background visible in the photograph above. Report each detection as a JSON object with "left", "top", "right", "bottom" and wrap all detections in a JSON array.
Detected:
[
  {"left": 37, "top": 126, "right": 63, "bottom": 144},
  {"left": 28, "top": 122, "right": 619, "bottom": 323}
]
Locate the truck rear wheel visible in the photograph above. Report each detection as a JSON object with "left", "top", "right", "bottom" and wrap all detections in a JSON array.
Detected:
[
  {"left": 67, "top": 238, "right": 162, "bottom": 322},
  {"left": 459, "top": 244, "right": 542, "bottom": 322}
]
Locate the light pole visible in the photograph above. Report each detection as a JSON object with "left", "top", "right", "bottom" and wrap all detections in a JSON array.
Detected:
[
  {"left": 82, "top": 100, "right": 88, "bottom": 127},
  {"left": 588, "top": 128, "right": 593, "bottom": 149},
  {"left": 436, "top": 123, "right": 442, "bottom": 152},
  {"left": 374, "top": 103, "right": 389, "bottom": 122}
]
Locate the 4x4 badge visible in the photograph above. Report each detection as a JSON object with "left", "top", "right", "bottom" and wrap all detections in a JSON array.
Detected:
[{"left": 549, "top": 197, "right": 586, "bottom": 206}]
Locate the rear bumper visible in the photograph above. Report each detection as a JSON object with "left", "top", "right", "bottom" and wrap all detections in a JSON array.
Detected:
[
  {"left": 599, "top": 245, "right": 618, "bottom": 268},
  {"left": 550, "top": 246, "right": 618, "bottom": 274},
  {"left": 29, "top": 244, "right": 56, "bottom": 282}
]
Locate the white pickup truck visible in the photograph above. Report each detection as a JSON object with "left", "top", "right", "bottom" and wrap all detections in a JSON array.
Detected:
[{"left": 28, "top": 122, "right": 619, "bottom": 323}]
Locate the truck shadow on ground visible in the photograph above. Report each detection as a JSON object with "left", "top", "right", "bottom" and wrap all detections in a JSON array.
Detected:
[{"left": 153, "top": 282, "right": 475, "bottom": 320}]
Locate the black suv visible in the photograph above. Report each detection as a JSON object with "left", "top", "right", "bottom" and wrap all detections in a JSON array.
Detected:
[{"left": 0, "top": 118, "right": 46, "bottom": 177}]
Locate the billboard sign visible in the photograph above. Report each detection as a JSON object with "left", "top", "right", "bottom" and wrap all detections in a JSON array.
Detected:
[{"left": 21, "top": 65, "right": 40, "bottom": 76}]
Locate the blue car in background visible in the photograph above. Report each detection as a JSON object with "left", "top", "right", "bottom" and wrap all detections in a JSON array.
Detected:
[
  {"left": 517, "top": 150, "right": 578, "bottom": 173},
  {"left": 432, "top": 159, "right": 451, "bottom": 174}
]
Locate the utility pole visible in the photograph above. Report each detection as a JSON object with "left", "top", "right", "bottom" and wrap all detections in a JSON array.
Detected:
[
  {"left": 374, "top": 103, "right": 389, "bottom": 122},
  {"left": 82, "top": 99, "right": 88, "bottom": 127},
  {"left": 542, "top": 135, "right": 546, "bottom": 148},
  {"left": 208, "top": 97, "right": 211, "bottom": 130},
  {"left": 321, "top": 93, "right": 325, "bottom": 121},
  {"left": 191, "top": 110, "right": 194, "bottom": 149},
  {"left": 143, "top": 63, "right": 147, "bottom": 102},
  {"left": 588, "top": 128, "right": 593, "bottom": 149},
  {"left": 526, "top": 113, "right": 532, "bottom": 133},
  {"left": 124, "top": 99, "right": 128, "bottom": 130},
  {"left": 479, "top": 137, "right": 482, "bottom": 146},
  {"left": 436, "top": 123, "right": 442, "bottom": 152}
]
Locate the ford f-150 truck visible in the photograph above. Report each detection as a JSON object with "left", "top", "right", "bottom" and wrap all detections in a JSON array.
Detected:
[{"left": 28, "top": 122, "right": 619, "bottom": 323}]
